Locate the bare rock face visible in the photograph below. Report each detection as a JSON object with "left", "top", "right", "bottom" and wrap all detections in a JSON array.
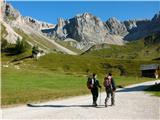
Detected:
[
  {"left": 53, "top": 18, "right": 67, "bottom": 39},
  {"left": 50, "top": 10, "right": 160, "bottom": 50},
  {"left": 123, "top": 12, "right": 160, "bottom": 41},
  {"left": 2, "top": 1, "right": 159, "bottom": 51},
  {"left": 1, "top": 2, "right": 22, "bottom": 44},
  {"left": 66, "top": 13, "right": 110, "bottom": 47},
  {"left": 1, "top": 2, "right": 20, "bottom": 20},
  {"left": 52, "top": 13, "right": 124, "bottom": 50},
  {"left": 152, "top": 11, "right": 160, "bottom": 22},
  {"left": 24, "top": 16, "right": 55, "bottom": 32},
  {"left": 1, "top": 2, "right": 55, "bottom": 44},
  {"left": 123, "top": 19, "right": 151, "bottom": 40},
  {"left": 123, "top": 20, "right": 137, "bottom": 31},
  {"left": 105, "top": 17, "right": 128, "bottom": 36}
]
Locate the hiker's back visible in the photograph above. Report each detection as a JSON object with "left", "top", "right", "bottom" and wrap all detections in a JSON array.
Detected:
[
  {"left": 87, "top": 76, "right": 93, "bottom": 89},
  {"left": 103, "top": 76, "right": 112, "bottom": 89}
]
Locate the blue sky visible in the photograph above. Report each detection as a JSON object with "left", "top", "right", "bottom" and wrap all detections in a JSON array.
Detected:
[{"left": 8, "top": 1, "right": 160, "bottom": 24}]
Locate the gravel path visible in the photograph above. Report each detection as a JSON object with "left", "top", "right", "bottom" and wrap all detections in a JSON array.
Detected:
[{"left": 2, "top": 80, "right": 160, "bottom": 119}]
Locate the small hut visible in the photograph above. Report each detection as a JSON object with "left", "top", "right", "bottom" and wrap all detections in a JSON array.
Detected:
[{"left": 140, "top": 64, "right": 160, "bottom": 78}]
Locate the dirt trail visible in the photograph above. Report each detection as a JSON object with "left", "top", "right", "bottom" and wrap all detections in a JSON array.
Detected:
[{"left": 2, "top": 80, "right": 160, "bottom": 119}]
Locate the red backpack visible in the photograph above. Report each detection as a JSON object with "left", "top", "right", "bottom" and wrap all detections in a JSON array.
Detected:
[
  {"left": 87, "top": 77, "right": 93, "bottom": 89},
  {"left": 103, "top": 76, "right": 112, "bottom": 87}
]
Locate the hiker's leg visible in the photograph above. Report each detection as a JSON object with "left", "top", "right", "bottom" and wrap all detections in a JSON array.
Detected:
[
  {"left": 91, "top": 89, "right": 95, "bottom": 104},
  {"left": 111, "top": 90, "right": 115, "bottom": 105},
  {"left": 91, "top": 89, "right": 97, "bottom": 106},
  {"left": 94, "top": 89, "right": 98, "bottom": 106},
  {"left": 105, "top": 89, "right": 110, "bottom": 107},
  {"left": 95, "top": 88, "right": 98, "bottom": 100}
]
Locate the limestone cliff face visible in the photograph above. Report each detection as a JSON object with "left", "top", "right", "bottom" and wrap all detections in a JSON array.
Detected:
[
  {"left": 47, "top": 12, "right": 160, "bottom": 50},
  {"left": 53, "top": 18, "right": 67, "bottom": 39},
  {"left": 1, "top": 2, "right": 20, "bottom": 20},
  {"left": 105, "top": 17, "right": 128, "bottom": 36},
  {"left": 1, "top": 2, "right": 54, "bottom": 44},
  {"left": 123, "top": 13, "right": 160, "bottom": 41},
  {"left": 23, "top": 16, "right": 55, "bottom": 32},
  {"left": 2, "top": 1, "right": 160, "bottom": 51},
  {"left": 1, "top": 2, "right": 22, "bottom": 44},
  {"left": 51, "top": 13, "right": 124, "bottom": 50}
]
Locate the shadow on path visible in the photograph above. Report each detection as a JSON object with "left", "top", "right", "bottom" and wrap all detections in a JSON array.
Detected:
[
  {"left": 27, "top": 104, "right": 106, "bottom": 108},
  {"left": 116, "top": 85, "right": 151, "bottom": 92}
]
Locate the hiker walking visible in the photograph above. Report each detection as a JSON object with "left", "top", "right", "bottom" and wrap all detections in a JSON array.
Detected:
[
  {"left": 87, "top": 73, "right": 101, "bottom": 106},
  {"left": 103, "top": 73, "right": 116, "bottom": 107}
]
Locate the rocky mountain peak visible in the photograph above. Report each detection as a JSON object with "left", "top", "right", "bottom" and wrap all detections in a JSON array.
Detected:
[
  {"left": 105, "top": 17, "right": 128, "bottom": 36},
  {"left": 123, "top": 20, "right": 137, "bottom": 30},
  {"left": 107, "top": 17, "right": 120, "bottom": 23},
  {"left": 73, "top": 12, "right": 103, "bottom": 27},
  {"left": 152, "top": 11, "right": 160, "bottom": 22},
  {"left": 1, "top": 2, "right": 20, "bottom": 21},
  {"left": 23, "top": 16, "right": 55, "bottom": 31},
  {"left": 57, "top": 18, "right": 66, "bottom": 27}
]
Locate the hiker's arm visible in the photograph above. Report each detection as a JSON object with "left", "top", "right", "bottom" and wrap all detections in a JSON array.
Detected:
[
  {"left": 112, "top": 79, "right": 116, "bottom": 91},
  {"left": 103, "top": 79, "right": 106, "bottom": 87},
  {"left": 97, "top": 80, "right": 102, "bottom": 88}
]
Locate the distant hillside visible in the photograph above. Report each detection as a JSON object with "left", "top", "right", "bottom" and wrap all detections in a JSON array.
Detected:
[{"left": 83, "top": 33, "right": 160, "bottom": 60}]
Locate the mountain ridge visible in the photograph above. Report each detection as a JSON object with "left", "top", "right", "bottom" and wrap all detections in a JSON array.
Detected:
[
  {"left": 1, "top": 2, "right": 160, "bottom": 52},
  {"left": 41, "top": 12, "right": 160, "bottom": 50}
]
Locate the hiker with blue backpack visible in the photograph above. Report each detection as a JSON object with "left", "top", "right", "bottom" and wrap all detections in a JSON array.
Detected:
[
  {"left": 87, "top": 73, "right": 101, "bottom": 106},
  {"left": 103, "top": 73, "right": 116, "bottom": 107}
]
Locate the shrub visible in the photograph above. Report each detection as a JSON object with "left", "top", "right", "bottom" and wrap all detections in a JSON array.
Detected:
[
  {"left": 1, "top": 38, "right": 8, "bottom": 51},
  {"left": 15, "top": 37, "right": 28, "bottom": 54}
]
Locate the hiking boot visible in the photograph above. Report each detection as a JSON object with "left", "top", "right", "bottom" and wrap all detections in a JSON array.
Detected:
[
  {"left": 104, "top": 101, "right": 107, "bottom": 107},
  {"left": 111, "top": 103, "right": 115, "bottom": 106},
  {"left": 95, "top": 102, "right": 97, "bottom": 106},
  {"left": 105, "top": 98, "right": 108, "bottom": 107},
  {"left": 92, "top": 101, "right": 97, "bottom": 107}
]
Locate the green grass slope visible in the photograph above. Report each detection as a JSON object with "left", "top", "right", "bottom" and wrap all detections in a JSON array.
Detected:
[
  {"left": 83, "top": 33, "right": 160, "bottom": 60},
  {"left": 33, "top": 53, "right": 160, "bottom": 76}
]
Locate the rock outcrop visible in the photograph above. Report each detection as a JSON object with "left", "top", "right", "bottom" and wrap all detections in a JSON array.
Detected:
[
  {"left": 1, "top": 2, "right": 22, "bottom": 44},
  {"left": 1, "top": 2, "right": 55, "bottom": 43},
  {"left": 42, "top": 12, "right": 160, "bottom": 50},
  {"left": 2, "top": 1, "right": 160, "bottom": 51},
  {"left": 49, "top": 13, "right": 124, "bottom": 50},
  {"left": 105, "top": 17, "right": 128, "bottom": 36},
  {"left": 24, "top": 16, "right": 55, "bottom": 32},
  {"left": 1, "top": 2, "right": 77, "bottom": 55}
]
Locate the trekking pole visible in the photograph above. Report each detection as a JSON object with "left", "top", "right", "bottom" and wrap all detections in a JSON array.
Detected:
[{"left": 99, "top": 88, "right": 101, "bottom": 106}]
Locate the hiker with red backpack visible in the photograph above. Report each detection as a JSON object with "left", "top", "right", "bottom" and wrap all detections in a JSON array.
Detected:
[
  {"left": 87, "top": 73, "right": 101, "bottom": 106},
  {"left": 103, "top": 73, "right": 116, "bottom": 107}
]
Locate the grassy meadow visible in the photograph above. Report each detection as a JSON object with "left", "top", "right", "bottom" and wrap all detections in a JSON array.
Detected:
[
  {"left": 1, "top": 52, "right": 156, "bottom": 107},
  {"left": 1, "top": 19, "right": 159, "bottom": 108}
]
